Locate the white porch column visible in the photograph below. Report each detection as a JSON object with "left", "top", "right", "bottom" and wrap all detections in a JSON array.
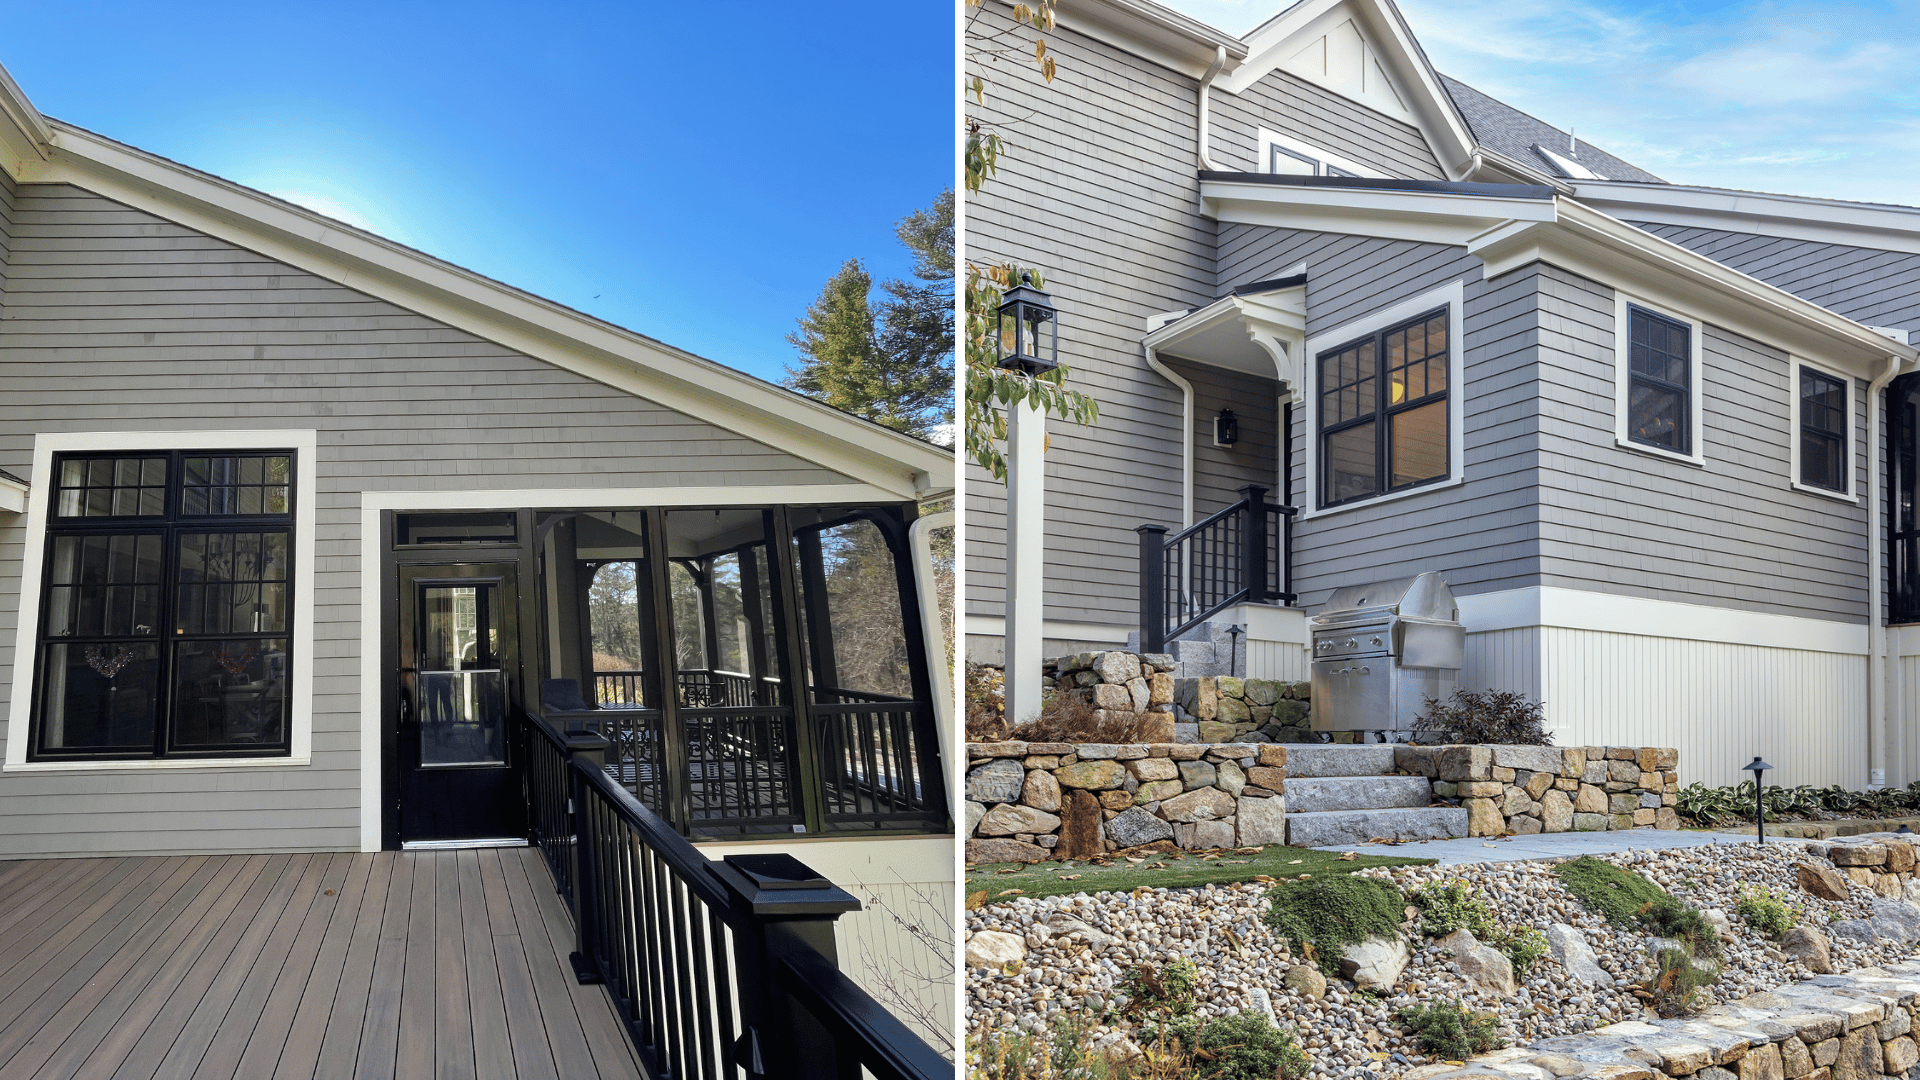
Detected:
[{"left": 1004, "top": 401, "right": 1047, "bottom": 724}]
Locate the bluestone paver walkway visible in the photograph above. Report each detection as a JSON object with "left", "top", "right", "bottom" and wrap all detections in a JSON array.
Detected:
[{"left": 1312, "top": 828, "right": 1781, "bottom": 865}]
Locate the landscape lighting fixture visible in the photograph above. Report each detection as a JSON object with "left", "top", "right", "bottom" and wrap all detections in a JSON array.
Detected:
[
  {"left": 994, "top": 273, "right": 1060, "bottom": 377},
  {"left": 1745, "top": 756, "right": 1773, "bottom": 844}
]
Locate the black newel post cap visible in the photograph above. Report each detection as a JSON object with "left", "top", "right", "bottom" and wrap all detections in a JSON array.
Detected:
[{"left": 713, "top": 853, "right": 860, "bottom": 917}]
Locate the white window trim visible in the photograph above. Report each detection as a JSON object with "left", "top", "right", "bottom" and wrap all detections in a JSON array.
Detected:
[
  {"left": 1788, "top": 357, "right": 1860, "bottom": 503},
  {"left": 4, "top": 429, "right": 320, "bottom": 772},
  {"left": 1257, "top": 128, "right": 1385, "bottom": 180},
  {"left": 1300, "top": 279, "right": 1466, "bottom": 520},
  {"left": 1613, "top": 291, "right": 1707, "bottom": 467}
]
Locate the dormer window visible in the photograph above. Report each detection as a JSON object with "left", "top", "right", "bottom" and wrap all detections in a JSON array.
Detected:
[{"left": 1259, "top": 129, "right": 1378, "bottom": 180}]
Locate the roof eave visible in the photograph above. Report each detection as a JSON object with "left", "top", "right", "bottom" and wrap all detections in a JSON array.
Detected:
[
  {"left": 1573, "top": 179, "right": 1920, "bottom": 258},
  {"left": 0, "top": 63, "right": 51, "bottom": 178},
  {"left": 1046, "top": 0, "right": 1248, "bottom": 79}
]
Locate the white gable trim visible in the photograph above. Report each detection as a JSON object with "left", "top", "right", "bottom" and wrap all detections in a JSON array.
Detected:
[
  {"left": 1574, "top": 180, "right": 1920, "bottom": 259},
  {"left": 6, "top": 121, "right": 950, "bottom": 502}
]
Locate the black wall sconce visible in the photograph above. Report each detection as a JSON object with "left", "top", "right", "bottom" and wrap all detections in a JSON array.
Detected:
[{"left": 1213, "top": 408, "right": 1238, "bottom": 448}]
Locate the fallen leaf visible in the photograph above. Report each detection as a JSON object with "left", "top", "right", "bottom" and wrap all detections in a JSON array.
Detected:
[
  {"left": 996, "top": 867, "right": 1022, "bottom": 874},
  {"left": 1252, "top": 875, "right": 1278, "bottom": 884},
  {"left": 1059, "top": 874, "right": 1082, "bottom": 880},
  {"left": 1235, "top": 847, "right": 1262, "bottom": 854},
  {"left": 965, "top": 890, "right": 988, "bottom": 910},
  {"left": 1222, "top": 859, "right": 1251, "bottom": 864},
  {"left": 995, "top": 889, "right": 1025, "bottom": 897},
  {"left": 1337, "top": 851, "right": 1359, "bottom": 862},
  {"left": 1287, "top": 859, "right": 1304, "bottom": 865},
  {"left": 1200, "top": 854, "right": 1221, "bottom": 861},
  {"left": 1125, "top": 856, "right": 1145, "bottom": 863}
]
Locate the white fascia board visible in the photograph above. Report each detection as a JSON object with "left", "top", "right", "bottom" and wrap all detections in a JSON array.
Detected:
[
  {"left": 0, "top": 63, "right": 52, "bottom": 178},
  {"left": 1470, "top": 197, "right": 1920, "bottom": 378},
  {"left": 1465, "top": 149, "right": 1570, "bottom": 193},
  {"left": 0, "top": 473, "right": 25, "bottom": 514},
  {"left": 1573, "top": 181, "right": 1920, "bottom": 258},
  {"left": 1220, "top": 0, "right": 1477, "bottom": 178},
  {"left": 1047, "top": 0, "right": 1248, "bottom": 79},
  {"left": 20, "top": 123, "right": 951, "bottom": 502},
  {"left": 1200, "top": 177, "right": 1555, "bottom": 245}
]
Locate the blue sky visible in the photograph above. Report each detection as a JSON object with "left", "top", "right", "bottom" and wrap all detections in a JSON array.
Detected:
[
  {"left": 1162, "top": 0, "right": 1920, "bottom": 208},
  {"left": 0, "top": 2, "right": 953, "bottom": 384}
]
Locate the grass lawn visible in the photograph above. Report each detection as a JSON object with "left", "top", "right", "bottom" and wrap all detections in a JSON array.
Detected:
[{"left": 965, "top": 844, "right": 1434, "bottom": 906}]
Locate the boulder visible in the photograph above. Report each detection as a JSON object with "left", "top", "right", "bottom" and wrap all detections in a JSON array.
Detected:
[
  {"left": 1441, "top": 928, "right": 1517, "bottom": 997},
  {"left": 1237, "top": 795, "right": 1287, "bottom": 846},
  {"left": 1799, "top": 864, "right": 1852, "bottom": 901},
  {"left": 1283, "top": 963, "right": 1327, "bottom": 1000},
  {"left": 966, "top": 759, "right": 1026, "bottom": 804},
  {"left": 1244, "top": 986, "right": 1278, "bottom": 1026},
  {"left": 1884, "top": 1036, "right": 1918, "bottom": 1075},
  {"left": 1055, "top": 761, "right": 1127, "bottom": 790},
  {"left": 1892, "top": 841, "right": 1919, "bottom": 874},
  {"left": 1339, "top": 936, "right": 1410, "bottom": 992},
  {"left": 1020, "top": 769, "right": 1062, "bottom": 813},
  {"left": 1104, "top": 807, "right": 1174, "bottom": 848},
  {"left": 1540, "top": 789, "right": 1574, "bottom": 833},
  {"left": 1092, "top": 652, "right": 1142, "bottom": 685},
  {"left": 1092, "top": 683, "right": 1132, "bottom": 711},
  {"left": 1829, "top": 843, "right": 1888, "bottom": 867},
  {"left": 977, "top": 803, "right": 1062, "bottom": 836},
  {"left": 1545, "top": 923, "right": 1608, "bottom": 983},
  {"left": 1511, "top": 815, "right": 1544, "bottom": 835},
  {"left": 965, "top": 838, "right": 1046, "bottom": 864},
  {"left": 966, "top": 930, "right": 1026, "bottom": 969},
  {"left": 1828, "top": 898, "right": 1920, "bottom": 948},
  {"left": 1159, "top": 786, "right": 1236, "bottom": 823}
]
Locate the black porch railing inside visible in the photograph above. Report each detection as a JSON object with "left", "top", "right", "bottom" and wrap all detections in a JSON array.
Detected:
[
  {"left": 1135, "top": 484, "right": 1298, "bottom": 653},
  {"left": 520, "top": 708, "right": 948, "bottom": 1080}
]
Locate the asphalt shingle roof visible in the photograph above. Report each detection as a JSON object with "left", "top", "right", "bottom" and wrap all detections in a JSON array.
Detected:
[{"left": 1439, "top": 75, "right": 1665, "bottom": 185}]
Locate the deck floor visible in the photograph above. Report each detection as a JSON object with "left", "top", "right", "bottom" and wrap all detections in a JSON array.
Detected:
[{"left": 0, "top": 847, "right": 644, "bottom": 1080}]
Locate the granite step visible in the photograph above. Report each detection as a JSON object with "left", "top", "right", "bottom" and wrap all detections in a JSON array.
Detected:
[
  {"left": 1285, "top": 806, "right": 1471, "bottom": 847},
  {"left": 1286, "top": 775, "right": 1433, "bottom": 813},
  {"left": 1278, "top": 744, "right": 1399, "bottom": 778}
]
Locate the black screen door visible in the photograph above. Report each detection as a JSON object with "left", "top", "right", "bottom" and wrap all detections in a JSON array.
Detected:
[{"left": 395, "top": 563, "right": 526, "bottom": 844}]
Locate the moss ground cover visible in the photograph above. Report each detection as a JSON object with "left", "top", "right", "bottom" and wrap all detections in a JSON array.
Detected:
[
  {"left": 1264, "top": 873, "right": 1407, "bottom": 975},
  {"left": 966, "top": 846, "right": 1431, "bottom": 906}
]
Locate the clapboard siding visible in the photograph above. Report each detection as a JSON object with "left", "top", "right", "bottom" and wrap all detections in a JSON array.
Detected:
[
  {"left": 1244, "top": 639, "right": 1310, "bottom": 682},
  {"left": 0, "top": 182, "right": 856, "bottom": 858},
  {"left": 1530, "top": 264, "right": 1870, "bottom": 623},
  {"left": 1163, "top": 357, "right": 1282, "bottom": 518},
  {"left": 1211, "top": 69, "right": 1447, "bottom": 179},
  {"left": 1218, "top": 225, "right": 1544, "bottom": 609},
  {"left": 965, "top": 10, "right": 1213, "bottom": 630},
  {"left": 1634, "top": 223, "right": 1920, "bottom": 340},
  {"left": 0, "top": 168, "right": 13, "bottom": 309}
]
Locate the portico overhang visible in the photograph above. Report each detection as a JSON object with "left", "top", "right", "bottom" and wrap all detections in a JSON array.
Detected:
[{"left": 1144, "top": 276, "right": 1308, "bottom": 392}]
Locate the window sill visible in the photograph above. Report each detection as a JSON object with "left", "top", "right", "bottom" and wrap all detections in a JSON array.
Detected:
[
  {"left": 1301, "top": 474, "right": 1464, "bottom": 520},
  {"left": 1614, "top": 437, "right": 1705, "bottom": 468},
  {"left": 3, "top": 755, "right": 308, "bottom": 774},
  {"left": 1790, "top": 480, "right": 1859, "bottom": 505}
]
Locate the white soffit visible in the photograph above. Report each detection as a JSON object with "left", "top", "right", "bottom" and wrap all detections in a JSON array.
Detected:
[
  {"left": 1048, "top": 0, "right": 1248, "bottom": 79},
  {"left": 0, "top": 63, "right": 50, "bottom": 177},
  {"left": 1199, "top": 176, "right": 1556, "bottom": 245},
  {"left": 1145, "top": 285, "right": 1307, "bottom": 384},
  {"left": 3, "top": 118, "right": 950, "bottom": 501},
  {"left": 1573, "top": 180, "right": 1920, "bottom": 258},
  {"left": 1219, "top": 0, "right": 1476, "bottom": 178}
]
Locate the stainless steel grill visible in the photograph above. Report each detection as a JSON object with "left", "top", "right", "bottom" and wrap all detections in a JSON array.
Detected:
[{"left": 1310, "top": 572, "right": 1464, "bottom": 735}]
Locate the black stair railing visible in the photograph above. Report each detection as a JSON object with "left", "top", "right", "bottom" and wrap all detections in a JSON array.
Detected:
[
  {"left": 520, "top": 708, "right": 948, "bottom": 1080},
  {"left": 1136, "top": 483, "right": 1298, "bottom": 654}
]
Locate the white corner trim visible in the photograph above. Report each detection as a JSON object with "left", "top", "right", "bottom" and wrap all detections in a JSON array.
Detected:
[
  {"left": 1788, "top": 357, "right": 1861, "bottom": 504},
  {"left": 1300, "top": 279, "right": 1467, "bottom": 520},
  {"left": 1612, "top": 290, "right": 1707, "bottom": 467},
  {"left": 1455, "top": 585, "right": 1869, "bottom": 655},
  {"left": 3, "top": 429, "right": 320, "bottom": 773},
  {"left": 1258, "top": 128, "right": 1384, "bottom": 180}
]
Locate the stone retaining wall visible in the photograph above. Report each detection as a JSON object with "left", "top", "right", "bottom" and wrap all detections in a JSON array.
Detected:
[
  {"left": 1803, "top": 836, "right": 1920, "bottom": 902},
  {"left": 1418, "top": 963, "right": 1920, "bottom": 1080},
  {"left": 963, "top": 741, "right": 1288, "bottom": 863},
  {"left": 1396, "top": 744, "right": 1681, "bottom": 835},
  {"left": 1043, "top": 650, "right": 1313, "bottom": 744}
]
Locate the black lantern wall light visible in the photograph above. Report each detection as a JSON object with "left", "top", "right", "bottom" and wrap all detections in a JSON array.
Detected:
[
  {"left": 1214, "top": 408, "right": 1239, "bottom": 447},
  {"left": 995, "top": 273, "right": 1059, "bottom": 377}
]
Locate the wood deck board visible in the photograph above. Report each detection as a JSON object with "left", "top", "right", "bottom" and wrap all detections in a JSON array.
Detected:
[{"left": 0, "top": 849, "right": 643, "bottom": 1080}]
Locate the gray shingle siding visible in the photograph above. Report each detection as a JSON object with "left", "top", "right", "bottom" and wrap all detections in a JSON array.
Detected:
[
  {"left": 1632, "top": 222, "right": 1920, "bottom": 343},
  {"left": 1162, "top": 357, "right": 1282, "bottom": 518},
  {"left": 1211, "top": 69, "right": 1447, "bottom": 179},
  {"left": 0, "top": 182, "right": 855, "bottom": 858},
  {"left": 1440, "top": 75, "right": 1664, "bottom": 184}
]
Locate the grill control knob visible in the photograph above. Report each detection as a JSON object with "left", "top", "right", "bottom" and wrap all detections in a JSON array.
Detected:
[
  {"left": 1346, "top": 639, "right": 1357, "bottom": 648},
  {"left": 1360, "top": 666, "right": 1371, "bottom": 675},
  {"left": 1369, "top": 636, "right": 1382, "bottom": 646}
]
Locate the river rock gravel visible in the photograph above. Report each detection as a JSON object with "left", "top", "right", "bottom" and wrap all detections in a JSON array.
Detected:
[{"left": 964, "top": 843, "right": 1918, "bottom": 1078}]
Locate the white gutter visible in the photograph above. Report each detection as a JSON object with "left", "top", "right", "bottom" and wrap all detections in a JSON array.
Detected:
[
  {"left": 1145, "top": 344, "right": 1195, "bottom": 528},
  {"left": 907, "top": 509, "right": 954, "bottom": 763},
  {"left": 1871, "top": 355, "right": 1904, "bottom": 787},
  {"left": 1196, "top": 46, "right": 1226, "bottom": 172}
]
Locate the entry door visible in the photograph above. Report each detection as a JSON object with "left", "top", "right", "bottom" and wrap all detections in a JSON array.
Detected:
[{"left": 396, "top": 564, "right": 526, "bottom": 844}]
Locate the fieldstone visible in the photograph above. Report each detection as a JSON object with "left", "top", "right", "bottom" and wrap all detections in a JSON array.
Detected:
[
  {"left": 1878, "top": 1007, "right": 1910, "bottom": 1041},
  {"left": 1583, "top": 761, "right": 1610, "bottom": 785},
  {"left": 1237, "top": 795, "right": 1287, "bottom": 846},
  {"left": 965, "top": 838, "right": 1046, "bottom": 864},
  {"left": 1511, "top": 814, "right": 1544, "bottom": 835},
  {"left": 1435, "top": 746, "right": 1493, "bottom": 782},
  {"left": 1134, "top": 779, "right": 1182, "bottom": 803},
  {"left": 1338, "top": 936, "right": 1411, "bottom": 992},
  {"left": 966, "top": 759, "right": 1025, "bottom": 804},
  {"left": 1521, "top": 770, "right": 1555, "bottom": 800},
  {"left": 1269, "top": 699, "right": 1309, "bottom": 727},
  {"left": 1092, "top": 651, "right": 1142, "bottom": 685},
  {"left": 1829, "top": 898, "right": 1920, "bottom": 948},
  {"left": 1104, "top": 806, "right": 1175, "bottom": 847},
  {"left": 1830, "top": 843, "right": 1888, "bottom": 867},
  {"left": 1609, "top": 758, "right": 1642, "bottom": 784},
  {"left": 1256, "top": 744, "right": 1288, "bottom": 768},
  {"left": 1135, "top": 714, "right": 1175, "bottom": 743},
  {"left": 1196, "top": 721, "right": 1237, "bottom": 742},
  {"left": 1459, "top": 781, "right": 1504, "bottom": 798},
  {"left": 1831, "top": 1026, "right": 1880, "bottom": 1080},
  {"left": 1492, "top": 745, "right": 1563, "bottom": 774},
  {"left": 1055, "top": 789, "right": 1104, "bottom": 859},
  {"left": 1246, "top": 766, "right": 1286, "bottom": 792},
  {"left": 1737, "top": 1041, "right": 1783, "bottom": 1080},
  {"left": 1185, "top": 677, "right": 1219, "bottom": 719},
  {"left": 1283, "top": 963, "right": 1327, "bottom": 1000},
  {"left": 1159, "top": 786, "right": 1236, "bottom": 822},
  {"left": 1211, "top": 760, "right": 1244, "bottom": 797},
  {"left": 1812, "top": 1037, "right": 1840, "bottom": 1067},
  {"left": 1245, "top": 679, "right": 1281, "bottom": 706},
  {"left": 1883, "top": 1036, "right": 1917, "bottom": 1074},
  {"left": 1561, "top": 747, "right": 1589, "bottom": 775},
  {"left": 1442, "top": 928, "right": 1517, "bottom": 997},
  {"left": 1800, "top": 864, "right": 1852, "bottom": 901},
  {"left": 1092, "top": 683, "right": 1132, "bottom": 710},
  {"left": 1055, "top": 761, "right": 1127, "bottom": 789},
  {"left": 966, "top": 930, "right": 1026, "bottom": 969},
  {"left": 1020, "top": 769, "right": 1061, "bottom": 813},
  {"left": 1126, "top": 677, "right": 1151, "bottom": 712},
  {"left": 1244, "top": 986, "right": 1277, "bottom": 1026},
  {"left": 1608, "top": 793, "right": 1640, "bottom": 815},
  {"left": 1098, "top": 790, "right": 1134, "bottom": 811},
  {"left": 1891, "top": 841, "right": 1918, "bottom": 873},
  {"left": 1546, "top": 923, "right": 1608, "bottom": 983},
  {"left": 1781, "top": 1037, "right": 1813, "bottom": 1077},
  {"left": 977, "top": 803, "right": 1061, "bottom": 836},
  {"left": 1176, "top": 819, "right": 1235, "bottom": 850},
  {"left": 1574, "top": 784, "right": 1608, "bottom": 814},
  {"left": 1656, "top": 807, "right": 1681, "bottom": 830},
  {"left": 1540, "top": 789, "right": 1574, "bottom": 833},
  {"left": 1148, "top": 672, "right": 1175, "bottom": 706},
  {"left": 1905, "top": 878, "right": 1920, "bottom": 905},
  {"left": 1573, "top": 812, "right": 1610, "bottom": 832},
  {"left": 1125, "top": 757, "right": 1179, "bottom": 783},
  {"left": 1216, "top": 697, "right": 1252, "bottom": 723},
  {"left": 1177, "top": 760, "right": 1217, "bottom": 790},
  {"left": 965, "top": 800, "right": 986, "bottom": 837},
  {"left": 1465, "top": 797, "right": 1504, "bottom": 836}
]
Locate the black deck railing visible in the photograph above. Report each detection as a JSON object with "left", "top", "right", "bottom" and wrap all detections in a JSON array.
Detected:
[
  {"left": 520, "top": 708, "right": 948, "bottom": 1080},
  {"left": 1135, "top": 483, "right": 1297, "bottom": 653}
]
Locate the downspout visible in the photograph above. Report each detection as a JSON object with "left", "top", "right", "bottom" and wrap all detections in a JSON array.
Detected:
[
  {"left": 1145, "top": 343, "right": 1195, "bottom": 528},
  {"left": 1197, "top": 46, "right": 1226, "bottom": 172},
  {"left": 1871, "top": 354, "right": 1902, "bottom": 788}
]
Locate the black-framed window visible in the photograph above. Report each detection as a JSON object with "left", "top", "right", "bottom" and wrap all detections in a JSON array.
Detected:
[
  {"left": 1626, "top": 304, "right": 1693, "bottom": 455},
  {"left": 1800, "top": 367, "right": 1848, "bottom": 493},
  {"left": 1318, "top": 307, "right": 1449, "bottom": 507},
  {"left": 33, "top": 450, "right": 295, "bottom": 760}
]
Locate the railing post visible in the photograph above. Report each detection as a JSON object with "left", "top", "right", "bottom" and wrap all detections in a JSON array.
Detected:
[
  {"left": 1239, "top": 484, "right": 1269, "bottom": 604},
  {"left": 566, "top": 730, "right": 611, "bottom": 986},
  {"left": 714, "top": 853, "right": 861, "bottom": 1080},
  {"left": 1135, "top": 524, "right": 1168, "bottom": 654}
]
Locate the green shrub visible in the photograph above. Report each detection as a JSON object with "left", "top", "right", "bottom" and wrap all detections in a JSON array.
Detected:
[
  {"left": 1191, "top": 1013, "right": 1310, "bottom": 1080},
  {"left": 1397, "top": 1000, "right": 1505, "bottom": 1058},
  {"left": 1500, "top": 927, "right": 1550, "bottom": 978},
  {"left": 1264, "top": 874, "right": 1406, "bottom": 976},
  {"left": 1641, "top": 946, "right": 1720, "bottom": 1018},
  {"left": 1735, "top": 886, "right": 1798, "bottom": 938},
  {"left": 972, "top": 1011, "right": 1133, "bottom": 1080},
  {"left": 1417, "top": 689, "right": 1551, "bottom": 746},
  {"left": 1411, "top": 882, "right": 1498, "bottom": 939},
  {"left": 1120, "top": 957, "right": 1199, "bottom": 1021}
]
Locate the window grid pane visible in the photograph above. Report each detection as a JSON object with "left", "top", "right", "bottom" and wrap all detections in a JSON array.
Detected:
[
  {"left": 54, "top": 455, "right": 167, "bottom": 519},
  {"left": 1318, "top": 308, "right": 1449, "bottom": 507},
  {"left": 1626, "top": 307, "right": 1692, "bottom": 455},
  {"left": 1801, "top": 369, "right": 1848, "bottom": 492}
]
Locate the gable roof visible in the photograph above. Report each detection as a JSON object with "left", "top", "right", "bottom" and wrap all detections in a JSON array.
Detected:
[
  {"left": 0, "top": 65, "right": 951, "bottom": 503},
  {"left": 1439, "top": 75, "right": 1664, "bottom": 185}
]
